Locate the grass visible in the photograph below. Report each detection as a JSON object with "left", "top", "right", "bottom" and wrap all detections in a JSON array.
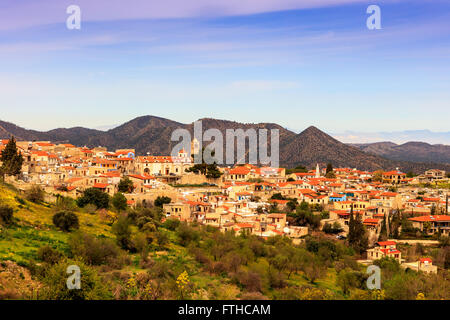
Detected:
[
  {"left": 0, "top": 183, "right": 115, "bottom": 264},
  {"left": 0, "top": 181, "right": 350, "bottom": 300}
]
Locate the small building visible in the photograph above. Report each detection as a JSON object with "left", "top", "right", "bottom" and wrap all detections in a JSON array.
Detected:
[{"left": 367, "top": 241, "right": 402, "bottom": 263}]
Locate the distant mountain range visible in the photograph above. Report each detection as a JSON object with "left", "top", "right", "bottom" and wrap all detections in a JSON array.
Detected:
[
  {"left": 351, "top": 142, "right": 450, "bottom": 165},
  {"left": 332, "top": 130, "right": 450, "bottom": 145},
  {"left": 1, "top": 116, "right": 449, "bottom": 173}
]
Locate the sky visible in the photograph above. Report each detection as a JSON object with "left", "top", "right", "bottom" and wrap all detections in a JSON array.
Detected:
[{"left": 0, "top": 0, "right": 449, "bottom": 137}]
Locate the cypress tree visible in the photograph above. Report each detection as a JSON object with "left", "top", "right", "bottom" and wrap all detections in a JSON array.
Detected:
[
  {"left": 0, "top": 136, "right": 23, "bottom": 178},
  {"left": 378, "top": 215, "right": 388, "bottom": 241},
  {"left": 347, "top": 204, "right": 368, "bottom": 254}
]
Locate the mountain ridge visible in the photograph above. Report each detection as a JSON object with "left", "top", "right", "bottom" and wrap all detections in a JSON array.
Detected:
[{"left": 1, "top": 117, "right": 450, "bottom": 172}]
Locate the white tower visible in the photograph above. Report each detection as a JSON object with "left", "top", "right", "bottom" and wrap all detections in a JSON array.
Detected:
[{"left": 315, "top": 163, "right": 320, "bottom": 178}]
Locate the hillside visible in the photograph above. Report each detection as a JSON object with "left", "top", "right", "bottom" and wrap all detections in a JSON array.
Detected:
[
  {"left": 1, "top": 116, "right": 450, "bottom": 172},
  {"left": 0, "top": 182, "right": 350, "bottom": 300}
]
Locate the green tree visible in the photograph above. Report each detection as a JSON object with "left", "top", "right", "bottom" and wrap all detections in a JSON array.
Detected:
[
  {"left": 347, "top": 206, "right": 368, "bottom": 254},
  {"left": 271, "top": 193, "right": 286, "bottom": 200},
  {"left": 325, "top": 163, "right": 335, "bottom": 178},
  {"left": 118, "top": 177, "right": 134, "bottom": 193},
  {"left": 378, "top": 215, "right": 388, "bottom": 241},
  {"left": 0, "top": 136, "right": 23, "bottom": 178},
  {"left": 0, "top": 205, "right": 14, "bottom": 226},
  {"left": 39, "top": 259, "right": 111, "bottom": 300},
  {"left": 112, "top": 215, "right": 134, "bottom": 251},
  {"left": 25, "top": 185, "right": 45, "bottom": 203},
  {"left": 406, "top": 171, "right": 416, "bottom": 178},
  {"left": 52, "top": 211, "right": 80, "bottom": 232},
  {"left": 185, "top": 148, "right": 223, "bottom": 178},
  {"left": 112, "top": 192, "right": 127, "bottom": 212},
  {"left": 154, "top": 196, "right": 171, "bottom": 207},
  {"left": 76, "top": 187, "right": 109, "bottom": 209}
]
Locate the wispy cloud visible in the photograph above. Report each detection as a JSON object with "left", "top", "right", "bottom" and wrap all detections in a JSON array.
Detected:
[{"left": 0, "top": 0, "right": 372, "bottom": 31}]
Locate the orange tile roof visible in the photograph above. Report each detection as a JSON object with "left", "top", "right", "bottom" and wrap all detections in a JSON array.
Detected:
[
  {"left": 409, "top": 215, "right": 450, "bottom": 222},
  {"left": 93, "top": 183, "right": 109, "bottom": 189}
]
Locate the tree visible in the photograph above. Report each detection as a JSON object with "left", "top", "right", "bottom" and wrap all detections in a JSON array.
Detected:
[
  {"left": 112, "top": 215, "right": 134, "bottom": 251},
  {"left": 52, "top": 211, "right": 80, "bottom": 232},
  {"left": 185, "top": 148, "right": 223, "bottom": 179},
  {"left": 347, "top": 206, "right": 368, "bottom": 254},
  {"left": 270, "top": 193, "right": 286, "bottom": 200},
  {"left": 372, "top": 170, "right": 384, "bottom": 182},
  {"left": 25, "top": 185, "right": 45, "bottom": 203},
  {"left": 76, "top": 187, "right": 109, "bottom": 209},
  {"left": 118, "top": 177, "right": 134, "bottom": 193},
  {"left": 0, "top": 136, "right": 23, "bottom": 178},
  {"left": 325, "top": 163, "right": 333, "bottom": 174},
  {"left": 39, "top": 259, "right": 111, "bottom": 300},
  {"left": 378, "top": 215, "right": 388, "bottom": 241},
  {"left": 325, "top": 171, "right": 336, "bottom": 179},
  {"left": 406, "top": 171, "right": 416, "bottom": 178},
  {"left": 286, "top": 199, "right": 298, "bottom": 212},
  {"left": 154, "top": 196, "right": 171, "bottom": 207},
  {"left": 112, "top": 192, "right": 127, "bottom": 212},
  {"left": 0, "top": 205, "right": 13, "bottom": 226}
]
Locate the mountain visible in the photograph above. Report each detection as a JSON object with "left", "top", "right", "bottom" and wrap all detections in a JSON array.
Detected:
[
  {"left": 332, "top": 130, "right": 450, "bottom": 145},
  {"left": 1, "top": 117, "right": 450, "bottom": 172},
  {"left": 352, "top": 141, "right": 450, "bottom": 165}
]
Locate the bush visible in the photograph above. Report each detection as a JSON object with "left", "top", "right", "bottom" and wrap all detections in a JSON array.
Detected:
[
  {"left": 52, "top": 211, "right": 80, "bottom": 232},
  {"left": 162, "top": 218, "right": 180, "bottom": 231},
  {"left": 0, "top": 205, "right": 13, "bottom": 225},
  {"left": 69, "top": 232, "right": 123, "bottom": 267},
  {"left": 323, "top": 222, "right": 343, "bottom": 234},
  {"left": 112, "top": 215, "right": 135, "bottom": 252},
  {"left": 54, "top": 196, "right": 77, "bottom": 212},
  {"left": 37, "top": 246, "right": 62, "bottom": 265},
  {"left": 25, "top": 185, "right": 44, "bottom": 203},
  {"left": 154, "top": 196, "right": 171, "bottom": 207},
  {"left": 176, "top": 222, "right": 199, "bottom": 246},
  {"left": 39, "top": 259, "right": 111, "bottom": 300},
  {"left": 112, "top": 192, "right": 127, "bottom": 212},
  {"left": 76, "top": 188, "right": 109, "bottom": 209}
]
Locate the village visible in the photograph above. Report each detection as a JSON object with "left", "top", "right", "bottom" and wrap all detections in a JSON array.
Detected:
[{"left": 1, "top": 137, "right": 449, "bottom": 275}]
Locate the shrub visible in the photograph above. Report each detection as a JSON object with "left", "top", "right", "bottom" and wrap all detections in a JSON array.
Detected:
[
  {"left": 162, "top": 218, "right": 180, "bottom": 231},
  {"left": 37, "top": 246, "right": 62, "bottom": 265},
  {"left": 112, "top": 192, "right": 127, "bottom": 212},
  {"left": 39, "top": 259, "right": 111, "bottom": 300},
  {"left": 52, "top": 211, "right": 79, "bottom": 232},
  {"left": 154, "top": 196, "right": 171, "bottom": 207},
  {"left": 176, "top": 222, "right": 199, "bottom": 246},
  {"left": 0, "top": 205, "right": 13, "bottom": 225},
  {"left": 54, "top": 196, "right": 77, "bottom": 212},
  {"left": 112, "top": 215, "right": 135, "bottom": 252},
  {"left": 25, "top": 185, "right": 44, "bottom": 203},
  {"left": 69, "top": 232, "right": 123, "bottom": 267},
  {"left": 117, "top": 177, "right": 134, "bottom": 193},
  {"left": 76, "top": 188, "right": 109, "bottom": 209}
]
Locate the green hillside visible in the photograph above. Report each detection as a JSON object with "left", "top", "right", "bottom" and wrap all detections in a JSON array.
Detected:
[{"left": 0, "top": 182, "right": 448, "bottom": 300}]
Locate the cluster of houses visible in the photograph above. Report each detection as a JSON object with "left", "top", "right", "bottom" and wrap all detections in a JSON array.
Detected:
[{"left": 1, "top": 138, "right": 449, "bottom": 255}]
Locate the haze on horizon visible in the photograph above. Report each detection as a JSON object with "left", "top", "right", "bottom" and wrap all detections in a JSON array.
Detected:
[{"left": 0, "top": 0, "right": 449, "bottom": 138}]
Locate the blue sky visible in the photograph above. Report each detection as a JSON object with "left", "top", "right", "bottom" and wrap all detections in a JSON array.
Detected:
[{"left": 0, "top": 0, "right": 449, "bottom": 134}]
